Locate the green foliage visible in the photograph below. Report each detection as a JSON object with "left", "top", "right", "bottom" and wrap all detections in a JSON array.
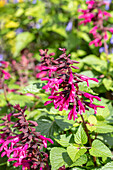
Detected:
[
  {"left": 89, "top": 140, "right": 112, "bottom": 158},
  {"left": 50, "top": 147, "right": 71, "bottom": 170},
  {"left": 0, "top": 0, "right": 113, "bottom": 169},
  {"left": 74, "top": 124, "right": 88, "bottom": 144},
  {"left": 15, "top": 32, "right": 35, "bottom": 56},
  {"left": 67, "top": 146, "right": 87, "bottom": 162}
]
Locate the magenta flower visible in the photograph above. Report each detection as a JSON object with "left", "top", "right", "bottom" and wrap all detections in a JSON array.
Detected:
[
  {"left": 83, "top": 93, "right": 101, "bottom": 104},
  {"left": 0, "top": 104, "right": 53, "bottom": 170},
  {"left": 2, "top": 70, "right": 11, "bottom": 79},
  {"left": 39, "top": 135, "right": 54, "bottom": 148},
  {"left": 85, "top": 102, "right": 105, "bottom": 114},
  {"left": 38, "top": 48, "right": 105, "bottom": 120},
  {"left": 78, "top": 0, "right": 113, "bottom": 47}
]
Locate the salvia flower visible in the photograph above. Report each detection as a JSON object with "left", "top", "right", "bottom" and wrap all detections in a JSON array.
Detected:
[
  {"left": 0, "top": 59, "right": 11, "bottom": 80},
  {"left": 37, "top": 48, "right": 105, "bottom": 120},
  {"left": 78, "top": 0, "right": 113, "bottom": 47},
  {"left": 0, "top": 104, "right": 53, "bottom": 170}
]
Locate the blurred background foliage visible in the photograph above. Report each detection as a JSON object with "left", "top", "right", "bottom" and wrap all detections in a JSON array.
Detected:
[
  {"left": 0, "top": 0, "right": 113, "bottom": 96},
  {"left": 0, "top": 0, "right": 113, "bottom": 169}
]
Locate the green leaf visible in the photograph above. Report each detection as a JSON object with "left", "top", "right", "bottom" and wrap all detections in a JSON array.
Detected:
[
  {"left": 36, "top": 116, "right": 59, "bottom": 136},
  {"left": 55, "top": 134, "right": 72, "bottom": 147},
  {"left": 15, "top": 8, "right": 24, "bottom": 17},
  {"left": 71, "top": 154, "right": 87, "bottom": 167},
  {"left": 55, "top": 116, "right": 74, "bottom": 131},
  {"left": 94, "top": 122, "right": 113, "bottom": 133},
  {"left": 25, "top": 4, "right": 45, "bottom": 17},
  {"left": 78, "top": 31, "right": 91, "bottom": 42},
  {"left": 97, "top": 104, "right": 110, "bottom": 119},
  {"left": 101, "top": 161, "right": 113, "bottom": 170},
  {"left": 88, "top": 115, "right": 97, "bottom": 125},
  {"left": 82, "top": 55, "right": 107, "bottom": 74},
  {"left": 7, "top": 93, "right": 34, "bottom": 107},
  {"left": 15, "top": 32, "right": 35, "bottom": 56},
  {"left": 74, "top": 124, "right": 88, "bottom": 144},
  {"left": 82, "top": 55, "right": 101, "bottom": 65},
  {"left": 22, "top": 84, "right": 40, "bottom": 94},
  {"left": 66, "top": 33, "right": 80, "bottom": 51},
  {"left": 89, "top": 140, "right": 112, "bottom": 158},
  {"left": 50, "top": 147, "right": 71, "bottom": 170},
  {"left": 50, "top": 24, "right": 67, "bottom": 38},
  {"left": 67, "top": 145, "right": 87, "bottom": 162},
  {"left": 101, "top": 133, "right": 113, "bottom": 147},
  {"left": 67, "top": 146, "right": 78, "bottom": 162},
  {"left": 77, "top": 50, "right": 87, "bottom": 57},
  {"left": 103, "top": 78, "right": 112, "bottom": 91},
  {"left": 78, "top": 82, "right": 97, "bottom": 95}
]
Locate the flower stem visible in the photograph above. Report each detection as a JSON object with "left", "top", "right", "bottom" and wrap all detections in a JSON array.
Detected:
[{"left": 80, "top": 114, "right": 97, "bottom": 166}]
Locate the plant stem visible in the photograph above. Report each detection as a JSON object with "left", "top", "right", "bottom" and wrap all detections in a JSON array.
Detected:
[
  {"left": 104, "top": 40, "right": 109, "bottom": 57},
  {"left": 3, "top": 83, "right": 9, "bottom": 105},
  {"left": 81, "top": 115, "right": 92, "bottom": 146},
  {"left": 80, "top": 114, "right": 97, "bottom": 166}
]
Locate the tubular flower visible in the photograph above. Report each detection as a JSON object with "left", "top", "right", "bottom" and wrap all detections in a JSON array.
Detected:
[
  {"left": 0, "top": 105, "right": 53, "bottom": 170},
  {"left": 78, "top": 0, "right": 113, "bottom": 47},
  {"left": 0, "top": 60, "right": 11, "bottom": 80},
  {"left": 37, "top": 48, "right": 105, "bottom": 120}
]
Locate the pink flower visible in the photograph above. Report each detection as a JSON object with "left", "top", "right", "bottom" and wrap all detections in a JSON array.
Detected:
[
  {"left": 83, "top": 93, "right": 101, "bottom": 104},
  {"left": 104, "top": 31, "right": 108, "bottom": 40},
  {"left": 2, "top": 70, "right": 11, "bottom": 79},
  {"left": 103, "top": 11, "right": 111, "bottom": 17},
  {"left": 98, "top": 10, "right": 103, "bottom": 19},
  {"left": 89, "top": 26, "right": 98, "bottom": 35},
  {"left": 39, "top": 135, "right": 54, "bottom": 148},
  {"left": 13, "top": 159, "right": 30, "bottom": 170},
  {"left": 76, "top": 75, "right": 98, "bottom": 87},
  {"left": 68, "top": 105, "right": 78, "bottom": 121},
  {"left": 89, "top": 38, "right": 102, "bottom": 47},
  {"left": 86, "top": 103, "right": 105, "bottom": 114},
  {"left": 0, "top": 61, "right": 9, "bottom": 68},
  {"left": 78, "top": 100, "right": 85, "bottom": 114},
  {"left": 109, "top": 28, "right": 113, "bottom": 33},
  {"left": 68, "top": 72, "right": 73, "bottom": 84},
  {"left": 26, "top": 93, "right": 34, "bottom": 97},
  {"left": 36, "top": 71, "right": 47, "bottom": 78},
  {"left": 42, "top": 78, "right": 63, "bottom": 94}
]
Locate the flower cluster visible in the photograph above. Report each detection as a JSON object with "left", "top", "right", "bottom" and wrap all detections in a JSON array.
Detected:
[
  {"left": 0, "top": 56, "right": 11, "bottom": 89},
  {"left": 78, "top": 0, "right": 113, "bottom": 47},
  {"left": 0, "top": 58, "right": 11, "bottom": 80},
  {"left": 37, "top": 48, "right": 105, "bottom": 120},
  {"left": 0, "top": 104, "right": 53, "bottom": 170},
  {"left": 11, "top": 48, "right": 36, "bottom": 86}
]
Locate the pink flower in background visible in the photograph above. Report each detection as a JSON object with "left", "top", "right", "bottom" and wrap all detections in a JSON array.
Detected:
[
  {"left": 78, "top": 0, "right": 113, "bottom": 47},
  {"left": 0, "top": 60, "right": 11, "bottom": 80},
  {"left": 2, "top": 70, "right": 11, "bottom": 79}
]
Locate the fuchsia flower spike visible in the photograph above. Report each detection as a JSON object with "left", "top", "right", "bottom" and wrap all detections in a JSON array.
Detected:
[
  {"left": 0, "top": 105, "right": 53, "bottom": 170},
  {"left": 37, "top": 48, "right": 105, "bottom": 120},
  {"left": 78, "top": 0, "right": 113, "bottom": 47}
]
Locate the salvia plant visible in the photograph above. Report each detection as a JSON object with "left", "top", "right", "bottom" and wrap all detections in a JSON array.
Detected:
[
  {"left": 78, "top": 0, "right": 113, "bottom": 48},
  {"left": 38, "top": 48, "right": 105, "bottom": 118},
  {"left": 0, "top": 104, "right": 53, "bottom": 170},
  {"left": 0, "top": 0, "right": 113, "bottom": 170}
]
